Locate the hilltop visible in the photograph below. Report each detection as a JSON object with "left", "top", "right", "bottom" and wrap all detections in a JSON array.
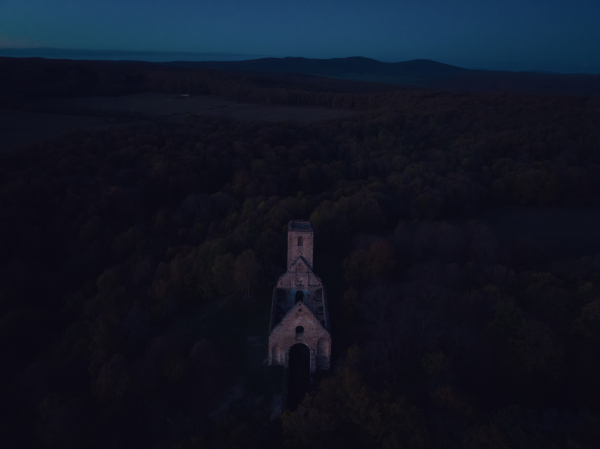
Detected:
[{"left": 168, "top": 56, "right": 600, "bottom": 96}]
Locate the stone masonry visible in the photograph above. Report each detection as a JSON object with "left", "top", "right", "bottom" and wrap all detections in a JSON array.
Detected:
[{"left": 268, "top": 221, "right": 331, "bottom": 372}]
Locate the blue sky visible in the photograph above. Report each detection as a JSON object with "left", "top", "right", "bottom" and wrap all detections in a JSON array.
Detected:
[{"left": 1, "top": 0, "right": 599, "bottom": 73}]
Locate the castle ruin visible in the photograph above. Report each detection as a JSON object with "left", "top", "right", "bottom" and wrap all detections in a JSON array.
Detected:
[{"left": 268, "top": 221, "right": 331, "bottom": 376}]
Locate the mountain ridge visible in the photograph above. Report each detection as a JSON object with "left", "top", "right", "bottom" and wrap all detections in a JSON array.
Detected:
[
  {"left": 1, "top": 52, "right": 599, "bottom": 96},
  {"left": 164, "top": 56, "right": 600, "bottom": 95}
]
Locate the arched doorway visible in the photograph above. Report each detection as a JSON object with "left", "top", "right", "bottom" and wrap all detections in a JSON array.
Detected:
[{"left": 287, "top": 343, "right": 310, "bottom": 409}]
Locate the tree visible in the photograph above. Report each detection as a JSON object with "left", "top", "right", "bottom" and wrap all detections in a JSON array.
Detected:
[
  {"left": 234, "top": 249, "right": 261, "bottom": 299},
  {"left": 211, "top": 253, "right": 236, "bottom": 295},
  {"left": 282, "top": 347, "right": 430, "bottom": 449}
]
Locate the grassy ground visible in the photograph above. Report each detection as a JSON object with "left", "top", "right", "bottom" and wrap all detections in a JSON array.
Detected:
[
  {"left": 29, "top": 92, "right": 355, "bottom": 123},
  {"left": 2, "top": 92, "right": 356, "bottom": 152}
]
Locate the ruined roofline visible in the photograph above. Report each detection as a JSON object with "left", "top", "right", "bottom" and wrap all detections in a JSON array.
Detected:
[
  {"left": 277, "top": 256, "right": 320, "bottom": 281},
  {"left": 288, "top": 220, "right": 313, "bottom": 232},
  {"left": 269, "top": 301, "right": 322, "bottom": 335},
  {"left": 269, "top": 284, "right": 330, "bottom": 334}
]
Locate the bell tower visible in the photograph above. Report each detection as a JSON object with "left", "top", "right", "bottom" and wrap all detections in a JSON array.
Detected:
[
  {"left": 269, "top": 220, "right": 330, "bottom": 379},
  {"left": 287, "top": 221, "right": 314, "bottom": 270},
  {"left": 269, "top": 218, "right": 331, "bottom": 413}
]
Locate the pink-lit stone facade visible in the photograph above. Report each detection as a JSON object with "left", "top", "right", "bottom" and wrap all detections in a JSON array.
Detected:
[{"left": 269, "top": 221, "right": 331, "bottom": 372}]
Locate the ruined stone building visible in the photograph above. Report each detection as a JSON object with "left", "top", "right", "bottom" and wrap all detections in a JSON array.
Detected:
[{"left": 268, "top": 221, "right": 331, "bottom": 376}]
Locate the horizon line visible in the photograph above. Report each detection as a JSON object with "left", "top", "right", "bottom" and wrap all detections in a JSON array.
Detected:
[{"left": 0, "top": 47, "right": 598, "bottom": 75}]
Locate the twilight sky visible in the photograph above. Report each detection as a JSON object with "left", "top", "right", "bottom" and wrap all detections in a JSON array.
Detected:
[{"left": 1, "top": 0, "right": 599, "bottom": 73}]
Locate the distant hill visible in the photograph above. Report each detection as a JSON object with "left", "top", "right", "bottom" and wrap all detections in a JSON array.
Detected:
[
  {"left": 166, "top": 57, "right": 600, "bottom": 96},
  {"left": 0, "top": 55, "right": 410, "bottom": 107},
  {"left": 165, "top": 57, "right": 468, "bottom": 87},
  {"left": 1, "top": 55, "right": 599, "bottom": 105},
  {"left": 0, "top": 47, "right": 262, "bottom": 62}
]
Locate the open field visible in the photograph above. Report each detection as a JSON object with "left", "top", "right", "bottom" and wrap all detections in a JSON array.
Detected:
[
  {"left": 31, "top": 92, "right": 356, "bottom": 122},
  {"left": 1, "top": 92, "right": 356, "bottom": 151}
]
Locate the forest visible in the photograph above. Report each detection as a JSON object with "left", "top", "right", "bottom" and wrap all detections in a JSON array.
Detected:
[{"left": 1, "top": 57, "right": 600, "bottom": 448}]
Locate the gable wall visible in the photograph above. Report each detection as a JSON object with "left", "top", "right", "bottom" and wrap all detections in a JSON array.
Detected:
[{"left": 269, "top": 302, "right": 331, "bottom": 372}]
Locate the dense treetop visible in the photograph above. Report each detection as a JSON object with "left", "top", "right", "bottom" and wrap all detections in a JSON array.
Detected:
[{"left": 1, "top": 57, "right": 600, "bottom": 448}]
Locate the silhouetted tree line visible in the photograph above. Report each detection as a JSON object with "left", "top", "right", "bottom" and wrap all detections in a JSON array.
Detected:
[{"left": 1, "top": 61, "right": 600, "bottom": 448}]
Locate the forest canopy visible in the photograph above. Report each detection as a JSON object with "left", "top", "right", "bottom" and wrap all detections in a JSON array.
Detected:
[{"left": 1, "top": 57, "right": 600, "bottom": 449}]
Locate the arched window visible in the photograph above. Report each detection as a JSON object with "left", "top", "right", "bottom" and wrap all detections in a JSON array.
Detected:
[
  {"left": 295, "top": 290, "right": 304, "bottom": 303},
  {"left": 296, "top": 326, "right": 304, "bottom": 338},
  {"left": 298, "top": 236, "right": 303, "bottom": 246}
]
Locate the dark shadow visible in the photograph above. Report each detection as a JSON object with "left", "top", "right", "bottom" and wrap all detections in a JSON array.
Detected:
[
  {"left": 287, "top": 343, "right": 310, "bottom": 409},
  {"left": 295, "top": 290, "right": 304, "bottom": 303}
]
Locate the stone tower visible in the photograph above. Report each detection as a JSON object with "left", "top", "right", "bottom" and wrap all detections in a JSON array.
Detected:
[
  {"left": 268, "top": 221, "right": 331, "bottom": 373},
  {"left": 287, "top": 221, "right": 314, "bottom": 270}
]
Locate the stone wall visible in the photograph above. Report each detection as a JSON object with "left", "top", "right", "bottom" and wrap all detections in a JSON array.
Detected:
[
  {"left": 269, "top": 220, "right": 331, "bottom": 373},
  {"left": 269, "top": 302, "right": 331, "bottom": 372}
]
